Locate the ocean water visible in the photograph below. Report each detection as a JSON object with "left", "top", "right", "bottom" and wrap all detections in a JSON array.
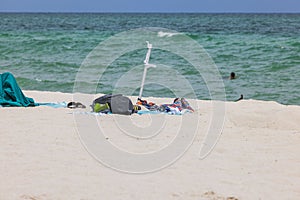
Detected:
[{"left": 0, "top": 13, "right": 299, "bottom": 105}]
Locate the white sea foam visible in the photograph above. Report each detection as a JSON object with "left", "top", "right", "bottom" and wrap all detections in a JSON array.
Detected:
[{"left": 157, "top": 31, "right": 183, "bottom": 38}]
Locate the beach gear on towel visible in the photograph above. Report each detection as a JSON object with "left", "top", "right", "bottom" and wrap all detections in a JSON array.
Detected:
[
  {"left": 92, "top": 94, "right": 140, "bottom": 115},
  {"left": 93, "top": 102, "right": 110, "bottom": 113},
  {"left": 0, "top": 72, "right": 37, "bottom": 107},
  {"left": 67, "top": 102, "right": 86, "bottom": 109},
  {"left": 137, "top": 97, "right": 194, "bottom": 115}
]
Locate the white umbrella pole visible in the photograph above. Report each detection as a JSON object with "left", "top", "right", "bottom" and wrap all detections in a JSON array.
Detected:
[{"left": 138, "top": 41, "right": 156, "bottom": 100}]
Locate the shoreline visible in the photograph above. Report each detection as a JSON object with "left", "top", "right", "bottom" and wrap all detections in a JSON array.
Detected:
[
  {"left": 1, "top": 90, "right": 299, "bottom": 199},
  {"left": 24, "top": 90, "right": 300, "bottom": 107}
]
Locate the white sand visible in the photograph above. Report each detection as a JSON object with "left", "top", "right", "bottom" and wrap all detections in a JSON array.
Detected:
[{"left": 1, "top": 91, "right": 300, "bottom": 200}]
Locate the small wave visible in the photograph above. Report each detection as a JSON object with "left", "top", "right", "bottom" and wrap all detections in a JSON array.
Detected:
[
  {"left": 157, "top": 31, "right": 183, "bottom": 38},
  {"left": 186, "top": 33, "right": 199, "bottom": 40},
  {"left": 63, "top": 45, "right": 72, "bottom": 49},
  {"left": 290, "top": 41, "right": 300, "bottom": 47}
]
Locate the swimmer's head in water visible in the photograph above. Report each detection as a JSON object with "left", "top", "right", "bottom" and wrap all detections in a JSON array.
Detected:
[{"left": 230, "top": 72, "right": 236, "bottom": 79}]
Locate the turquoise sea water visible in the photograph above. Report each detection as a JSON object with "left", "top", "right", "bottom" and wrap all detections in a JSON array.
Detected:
[{"left": 0, "top": 13, "right": 299, "bottom": 105}]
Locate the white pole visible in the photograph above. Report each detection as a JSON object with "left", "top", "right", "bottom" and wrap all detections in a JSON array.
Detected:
[{"left": 138, "top": 41, "right": 156, "bottom": 100}]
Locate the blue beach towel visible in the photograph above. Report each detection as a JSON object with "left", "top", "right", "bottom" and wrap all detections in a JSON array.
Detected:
[{"left": 38, "top": 102, "right": 67, "bottom": 108}]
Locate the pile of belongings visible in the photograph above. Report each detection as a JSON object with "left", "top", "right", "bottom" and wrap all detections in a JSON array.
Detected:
[
  {"left": 137, "top": 97, "right": 194, "bottom": 115},
  {"left": 92, "top": 94, "right": 140, "bottom": 115}
]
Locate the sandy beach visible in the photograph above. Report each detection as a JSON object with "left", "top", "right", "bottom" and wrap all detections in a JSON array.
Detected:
[{"left": 1, "top": 90, "right": 300, "bottom": 200}]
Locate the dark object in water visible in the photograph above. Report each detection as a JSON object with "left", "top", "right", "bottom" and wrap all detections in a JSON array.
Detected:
[
  {"left": 235, "top": 94, "right": 243, "bottom": 102},
  {"left": 230, "top": 72, "right": 236, "bottom": 80}
]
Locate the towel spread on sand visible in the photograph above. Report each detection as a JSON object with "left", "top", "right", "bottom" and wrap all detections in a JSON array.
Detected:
[
  {"left": 137, "top": 97, "right": 194, "bottom": 115},
  {"left": 39, "top": 102, "right": 67, "bottom": 108},
  {"left": 0, "top": 72, "right": 37, "bottom": 107}
]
